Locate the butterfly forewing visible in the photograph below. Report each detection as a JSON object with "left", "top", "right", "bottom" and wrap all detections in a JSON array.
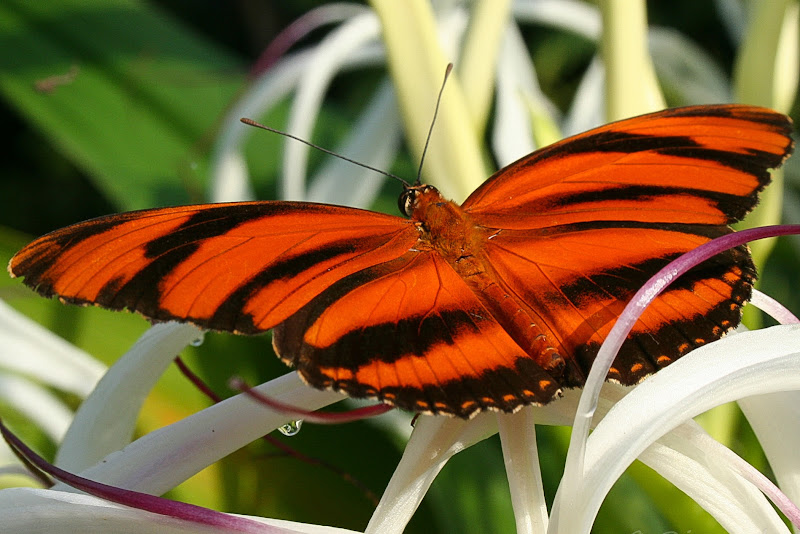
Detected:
[
  {"left": 10, "top": 201, "right": 419, "bottom": 334},
  {"left": 464, "top": 105, "right": 792, "bottom": 227}
]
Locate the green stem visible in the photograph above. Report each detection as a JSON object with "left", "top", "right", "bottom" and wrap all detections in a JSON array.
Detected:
[
  {"left": 369, "top": 0, "right": 488, "bottom": 200},
  {"left": 458, "top": 0, "right": 512, "bottom": 136},
  {"left": 600, "top": 0, "right": 664, "bottom": 120}
]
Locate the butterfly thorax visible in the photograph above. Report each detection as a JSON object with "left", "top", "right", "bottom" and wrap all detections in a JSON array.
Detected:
[{"left": 404, "top": 185, "right": 489, "bottom": 276}]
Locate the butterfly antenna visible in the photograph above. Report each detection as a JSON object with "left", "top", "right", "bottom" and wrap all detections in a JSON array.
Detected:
[
  {"left": 239, "top": 118, "right": 411, "bottom": 187},
  {"left": 415, "top": 63, "right": 453, "bottom": 186}
]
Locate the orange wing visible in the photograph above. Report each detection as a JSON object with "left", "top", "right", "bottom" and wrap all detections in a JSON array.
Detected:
[
  {"left": 9, "top": 202, "right": 419, "bottom": 334},
  {"left": 464, "top": 105, "right": 790, "bottom": 223},
  {"left": 272, "top": 252, "right": 561, "bottom": 418},
  {"left": 463, "top": 105, "right": 793, "bottom": 386}
]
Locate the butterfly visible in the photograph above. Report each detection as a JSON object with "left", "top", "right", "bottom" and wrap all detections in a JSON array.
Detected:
[{"left": 8, "top": 105, "right": 794, "bottom": 418}]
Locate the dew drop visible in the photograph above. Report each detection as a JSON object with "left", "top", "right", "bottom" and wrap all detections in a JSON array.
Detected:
[
  {"left": 190, "top": 333, "right": 205, "bottom": 347},
  {"left": 278, "top": 420, "right": 303, "bottom": 436}
]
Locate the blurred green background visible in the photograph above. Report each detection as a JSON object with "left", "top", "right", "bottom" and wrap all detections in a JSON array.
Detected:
[{"left": 0, "top": 1, "right": 796, "bottom": 532}]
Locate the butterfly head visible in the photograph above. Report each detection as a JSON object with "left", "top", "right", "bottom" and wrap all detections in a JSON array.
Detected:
[{"left": 398, "top": 184, "right": 441, "bottom": 217}]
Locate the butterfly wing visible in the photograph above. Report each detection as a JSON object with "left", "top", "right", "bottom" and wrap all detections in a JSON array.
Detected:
[
  {"left": 272, "top": 251, "right": 561, "bottom": 417},
  {"left": 10, "top": 200, "right": 562, "bottom": 417},
  {"left": 9, "top": 201, "right": 420, "bottom": 334},
  {"left": 8, "top": 104, "right": 795, "bottom": 417},
  {"left": 463, "top": 105, "right": 794, "bottom": 385},
  {"left": 464, "top": 105, "right": 790, "bottom": 222}
]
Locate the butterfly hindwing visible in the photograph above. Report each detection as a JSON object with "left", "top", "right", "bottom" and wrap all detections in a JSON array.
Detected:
[
  {"left": 478, "top": 226, "right": 755, "bottom": 385},
  {"left": 273, "top": 251, "right": 562, "bottom": 417}
]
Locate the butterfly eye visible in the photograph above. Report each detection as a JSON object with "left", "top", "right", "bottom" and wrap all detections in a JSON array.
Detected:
[{"left": 398, "top": 189, "right": 416, "bottom": 217}]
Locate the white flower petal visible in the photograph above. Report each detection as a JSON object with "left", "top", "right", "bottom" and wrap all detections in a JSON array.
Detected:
[
  {"left": 714, "top": 0, "right": 747, "bottom": 45},
  {"left": 55, "top": 323, "right": 203, "bottom": 472},
  {"left": 750, "top": 288, "right": 800, "bottom": 324},
  {"left": 512, "top": 0, "right": 601, "bottom": 40},
  {"left": 0, "top": 487, "right": 360, "bottom": 533},
  {"left": 210, "top": 50, "right": 314, "bottom": 203},
  {"left": 365, "top": 413, "right": 497, "bottom": 534},
  {"left": 210, "top": 42, "right": 386, "bottom": 204},
  {"left": 492, "top": 24, "right": 547, "bottom": 166},
  {"left": 0, "top": 374, "right": 74, "bottom": 441},
  {"left": 739, "top": 391, "right": 800, "bottom": 511},
  {"left": 553, "top": 325, "right": 800, "bottom": 532},
  {"left": 498, "top": 408, "right": 548, "bottom": 534},
  {"left": 283, "top": 12, "right": 382, "bottom": 201},
  {"left": 638, "top": 422, "right": 788, "bottom": 533},
  {"left": 210, "top": 149, "right": 255, "bottom": 203},
  {"left": 306, "top": 79, "right": 401, "bottom": 208},
  {"left": 208, "top": 3, "right": 372, "bottom": 204},
  {"left": 0, "top": 487, "right": 221, "bottom": 534},
  {"left": 65, "top": 372, "right": 342, "bottom": 495},
  {"left": 649, "top": 27, "right": 731, "bottom": 104},
  {"left": 561, "top": 56, "right": 605, "bottom": 135},
  {"left": 0, "top": 300, "right": 105, "bottom": 396},
  {"left": 366, "top": 386, "right": 620, "bottom": 534}
]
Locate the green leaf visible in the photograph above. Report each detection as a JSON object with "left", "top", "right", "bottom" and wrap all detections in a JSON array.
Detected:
[{"left": 0, "top": 0, "right": 245, "bottom": 210}]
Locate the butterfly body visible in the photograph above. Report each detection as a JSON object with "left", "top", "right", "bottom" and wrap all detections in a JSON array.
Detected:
[
  {"left": 405, "top": 185, "right": 568, "bottom": 380},
  {"left": 9, "top": 105, "right": 794, "bottom": 418}
]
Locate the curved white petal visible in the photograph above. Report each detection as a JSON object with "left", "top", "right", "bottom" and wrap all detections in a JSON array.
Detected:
[
  {"left": 0, "top": 374, "right": 74, "bottom": 441},
  {"left": 55, "top": 323, "right": 203, "bottom": 472},
  {"left": 305, "top": 79, "right": 401, "bottom": 208},
  {"left": 283, "top": 12, "right": 383, "bottom": 201},
  {"left": 365, "top": 413, "right": 497, "bottom": 534},
  {"left": 208, "top": 3, "right": 372, "bottom": 204},
  {"left": 211, "top": 149, "right": 256, "bottom": 204},
  {"left": 553, "top": 325, "right": 800, "bottom": 532},
  {"left": 639, "top": 422, "right": 788, "bottom": 533},
  {"left": 739, "top": 391, "right": 800, "bottom": 512},
  {"left": 649, "top": 27, "right": 731, "bottom": 104},
  {"left": 210, "top": 49, "right": 314, "bottom": 203},
  {"left": 64, "top": 372, "right": 342, "bottom": 495},
  {"left": 714, "top": 0, "right": 747, "bottom": 45},
  {"left": 0, "top": 487, "right": 360, "bottom": 534},
  {"left": 492, "top": 23, "right": 552, "bottom": 167},
  {"left": 512, "top": 0, "right": 601, "bottom": 40},
  {"left": 210, "top": 42, "right": 385, "bottom": 204},
  {"left": 751, "top": 288, "right": 800, "bottom": 324},
  {"left": 561, "top": 55, "right": 605, "bottom": 135},
  {"left": 364, "top": 386, "right": 620, "bottom": 534},
  {"left": 0, "top": 300, "right": 105, "bottom": 396}
]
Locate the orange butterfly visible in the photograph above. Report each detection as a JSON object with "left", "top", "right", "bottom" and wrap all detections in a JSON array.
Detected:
[{"left": 8, "top": 105, "right": 794, "bottom": 418}]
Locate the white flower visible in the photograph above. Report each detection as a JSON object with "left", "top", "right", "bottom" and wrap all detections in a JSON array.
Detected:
[{"left": 2, "top": 1, "right": 799, "bottom": 532}]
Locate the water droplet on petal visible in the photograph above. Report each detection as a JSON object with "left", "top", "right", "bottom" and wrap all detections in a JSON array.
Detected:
[
  {"left": 190, "top": 333, "right": 205, "bottom": 347},
  {"left": 278, "top": 420, "right": 303, "bottom": 436}
]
